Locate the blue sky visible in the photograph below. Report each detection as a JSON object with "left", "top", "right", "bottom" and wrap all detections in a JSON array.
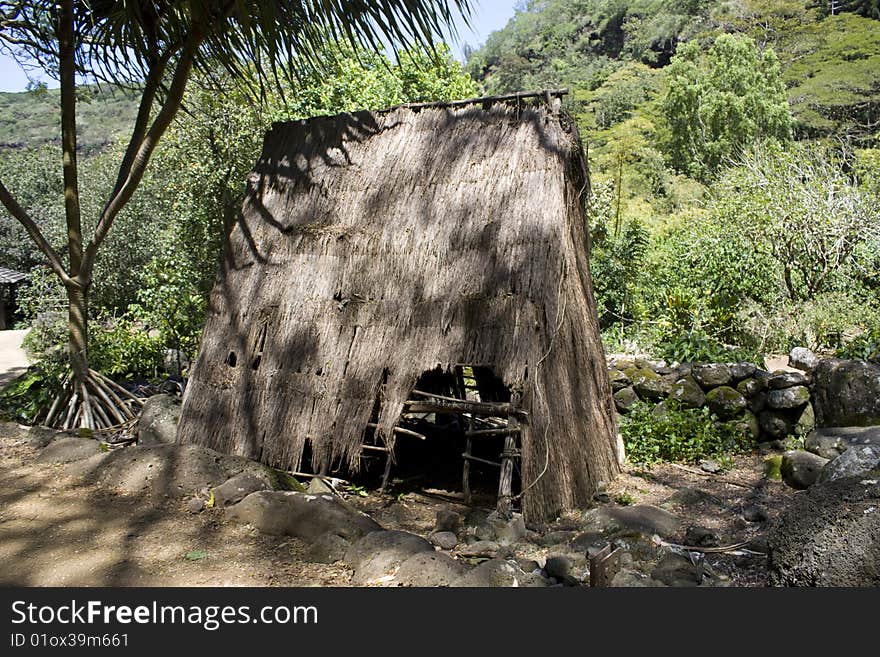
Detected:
[{"left": 0, "top": 1, "right": 519, "bottom": 93}]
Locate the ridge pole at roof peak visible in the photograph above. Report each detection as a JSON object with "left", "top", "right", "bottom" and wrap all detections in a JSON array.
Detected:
[{"left": 395, "top": 88, "right": 569, "bottom": 112}]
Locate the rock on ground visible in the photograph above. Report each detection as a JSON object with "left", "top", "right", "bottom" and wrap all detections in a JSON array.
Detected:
[
  {"left": 306, "top": 533, "right": 352, "bottom": 564},
  {"left": 614, "top": 386, "right": 639, "bottom": 413},
  {"left": 452, "top": 558, "right": 548, "bottom": 587},
  {"left": 781, "top": 450, "right": 829, "bottom": 490},
  {"left": 390, "top": 551, "right": 468, "bottom": 587},
  {"left": 812, "top": 359, "right": 880, "bottom": 427},
  {"left": 428, "top": 531, "right": 458, "bottom": 550},
  {"left": 228, "top": 491, "right": 381, "bottom": 541},
  {"left": 137, "top": 394, "right": 181, "bottom": 446},
  {"left": 768, "top": 469, "right": 880, "bottom": 586},
  {"left": 344, "top": 530, "right": 434, "bottom": 585},
  {"left": 705, "top": 386, "right": 748, "bottom": 419},
  {"left": 211, "top": 472, "right": 271, "bottom": 507},
  {"left": 819, "top": 445, "right": 880, "bottom": 484},
  {"left": 582, "top": 504, "right": 682, "bottom": 540}
]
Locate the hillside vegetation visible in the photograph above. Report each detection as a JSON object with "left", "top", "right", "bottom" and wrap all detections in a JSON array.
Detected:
[
  {"left": 467, "top": 0, "right": 880, "bottom": 362},
  {"left": 0, "top": 85, "right": 138, "bottom": 151}
]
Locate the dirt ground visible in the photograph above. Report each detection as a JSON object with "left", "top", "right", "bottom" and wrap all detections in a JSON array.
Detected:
[{"left": 0, "top": 418, "right": 796, "bottom": 587}]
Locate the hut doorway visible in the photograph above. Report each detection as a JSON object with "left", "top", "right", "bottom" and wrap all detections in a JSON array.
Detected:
[{"left": 359, "top": 366, "right": 523, "bottom": 515}]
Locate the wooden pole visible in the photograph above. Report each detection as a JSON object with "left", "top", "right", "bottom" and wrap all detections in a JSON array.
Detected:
[
  {"left": 404, "top": 398, "right": 524, "bottom": 417},
  {"left": 497, "top": 391, "right": 520, "bottom": 518}
]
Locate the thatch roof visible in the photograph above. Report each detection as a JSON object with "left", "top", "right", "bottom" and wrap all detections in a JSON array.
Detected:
[
  {"left": 177, "top": 94, "right": 619, "bottom": 522},
  {"left": 0, "top": 267, "right": 27, "bottom": 284}
]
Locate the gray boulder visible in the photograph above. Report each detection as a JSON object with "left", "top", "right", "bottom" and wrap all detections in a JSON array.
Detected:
[
  {"left": 137, "top": 394, "right": 180, "bottom": 446},
  {"left": 211, "top": 472, "right": 271, "bottom": 507},
  {"left": 668, "top": 376, "right": 706, "bottom": 409},
  {"left": 804, "top": 429, "right": 850, "bottom": 460},
  {"left": 812, "top": 359, "right": 880, "bottom": 427},
  {"left": 391, "top": 551, "right": 469, "bottom": 587},
  {"left": 228, "top": 491, "right": 381, "bottom": 540},
  {"left": 795, "top": 403, "right": 816, "bottom": 435},
  {"left": 630, "top": 368, "right": 671, "bottom": 401},
  {"left": 345, "top": 530, "right": 434, "bottom": 585},
  {"left": 582, "top": 504, "right": 682, "bottom": 540},
  {"left": 768, "top": 469, "right": 880, "bottom": 586},
  {"left": 819, "top": 444, "right": 880, "bottom": 484},
  {"left": 613, "top": 386, "right": 639, "bottom": 413},
  {"left": 728, "top": 362, "right": 757, "bottom": 381},
  {"left": 758, "top": 411, "right": 792, "bottom": 440},
  {"left": 737, "top": 377, "right": 766, "bottom": 399},
  {"left": 768, "top": 371, "right": 809, "bottom": 389},
  {"left": 608, "top": 368, "right": 631, "bottom": 392},
  {"left": 789, "top": 347, "right": 819, "bottom": 371},
  {"left": 806, "top": 427, "right": 880, "bottom": 461},
  {"left": 692, "top": 363, "right": 732, "bottom": 389},
  {"left": 705, "top": 386, "right": 747, "bottom": 420},
  {"left": 452, "top": 559, "right": 548, "bottom": 587},
  {"left": 306, "top": 533, "right": 351, "bottom": 564},
  {"left": 781, "top": 450, "right": 829, "bottom": 490},
  {"left": 428, "top": 531, "right": 458, "bottom": 550},
  {"left": 767, "top": 386, "right": 810, "bottom": 410}
]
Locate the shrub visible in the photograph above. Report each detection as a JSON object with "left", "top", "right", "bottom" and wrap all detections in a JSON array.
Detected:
[{"left": 620, "top": 400, "right": 753, "bottom": 466}]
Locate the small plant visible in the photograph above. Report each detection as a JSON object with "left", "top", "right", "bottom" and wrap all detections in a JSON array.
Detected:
[
  {"left": 343, "top": 484, "right": 368, "bottom": 498},
  {"left": 614, "top": 491, "right": 636, "bottom": 506},
  {"left": 620, "top": 400, "right": 752, "bottom": 466}
]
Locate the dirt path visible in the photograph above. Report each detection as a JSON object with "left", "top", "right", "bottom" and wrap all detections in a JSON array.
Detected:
[
  {"left": 0, "top": 425, "right": 351, "bottom": 586},
  {"left": 0, "top": 328, "right": 29, "bottom": 388}
]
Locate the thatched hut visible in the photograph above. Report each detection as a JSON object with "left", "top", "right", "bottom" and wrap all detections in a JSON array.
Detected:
[{"left": 177, "top": 91, "right": 620, "bottom": 523}]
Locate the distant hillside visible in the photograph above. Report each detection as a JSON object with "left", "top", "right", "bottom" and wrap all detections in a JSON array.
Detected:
[
  {"left": 0, "top": 85, "right": 137, "bottom": 152},
  {"left": 466, "top": 0, "right": 880, "bottom": 143}
]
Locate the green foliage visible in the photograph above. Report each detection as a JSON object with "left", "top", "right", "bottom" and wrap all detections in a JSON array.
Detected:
[
  {"left": 589, "top": 181, "right": 651, "bottom": 331},
  {"left": 0, "top": 362, "right": 66, "bottom": 424},
  {"left": 620, "top": 400, "right": 752, "bottom": 466},
  {"left": 837, "top": 325, "right": 880, "bottom": 361},
  {"left": 0, "top": 85, "right": 138, "bottom": 151},
  {"left": 662, "top": 35, "right": 792, "bottom": 180},
  {"left": 711, "top": 143, "right": 878, "bottom": 302},
  {"left": 89, "top": 313, "right": 166, "bottom": 381}
]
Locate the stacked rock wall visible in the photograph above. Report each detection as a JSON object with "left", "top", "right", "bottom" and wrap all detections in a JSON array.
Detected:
[{"left": 608, "top": 357, "right": 815, "bottom": 443}]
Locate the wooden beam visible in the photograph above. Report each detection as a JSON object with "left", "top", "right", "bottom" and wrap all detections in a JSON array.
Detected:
[
  {"left": 398, "top": 89, "right": 569, "bottom": 112},
  {"left": 462, "top": 453, "right": 501, "bottom": 468},
  {"left": 465, "top": 427, "right": 522, "bottom": 438},
  {"left": 365, "top": 422, "right": 426, "bottom": 441},
  {"left": 404, "top": 398, "right": 525, "bottom": 417}
]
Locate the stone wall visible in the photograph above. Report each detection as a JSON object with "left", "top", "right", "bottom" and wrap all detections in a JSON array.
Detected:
[{"left": 608, "top": 356, "right": 814, "bottom": 443}]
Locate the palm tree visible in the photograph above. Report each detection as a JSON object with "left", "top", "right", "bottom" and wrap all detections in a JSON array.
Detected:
[{"left": 0, "top": 0, "right": 472, "bottom": 430}]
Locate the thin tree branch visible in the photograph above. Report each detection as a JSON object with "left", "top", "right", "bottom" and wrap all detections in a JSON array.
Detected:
[
  {"left": 83, "top": 37, "right": 200, "bottom": 276},
  {"left": 106, "top": 46, "right": 174, "bottom": 201},
  {"left": 0, "top": 179, "right": 70, "bottom": 283}
]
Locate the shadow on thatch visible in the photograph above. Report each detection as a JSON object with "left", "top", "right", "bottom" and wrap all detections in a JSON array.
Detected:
[{"left": 178, "top": 95, "right": 619, "bottom": 522}]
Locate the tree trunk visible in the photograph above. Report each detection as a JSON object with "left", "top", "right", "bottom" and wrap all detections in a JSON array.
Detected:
[{"left": 66, "top": 282, "right": 89, "bottom": 386}]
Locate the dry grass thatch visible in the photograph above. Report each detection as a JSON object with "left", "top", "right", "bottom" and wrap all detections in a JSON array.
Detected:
[{"left": 177, "top": 95, "right": 620, "bottom": 522}]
